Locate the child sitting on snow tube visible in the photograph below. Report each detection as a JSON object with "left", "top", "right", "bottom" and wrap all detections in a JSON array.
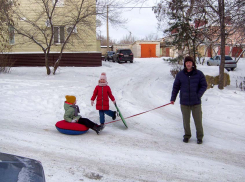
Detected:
[{"left": 64, "top": 95, "right": 102, "bottom": 134}]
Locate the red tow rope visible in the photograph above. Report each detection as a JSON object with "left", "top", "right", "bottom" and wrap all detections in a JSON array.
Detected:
[{"left": 105, "top": 102, "right": 171, "bottom": 125}]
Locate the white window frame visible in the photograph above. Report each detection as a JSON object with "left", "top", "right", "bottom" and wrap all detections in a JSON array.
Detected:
[
  {"left": 66, "top": 26, "right": 78, "bottom": 34},
  {"left": 8, "top": 0, "right": 14, "bottom": 6},
  {"left": 45, "top": 19, "right": 51, "bottom": 27},
  {"left": 52, "top": 0, "right": 64, "bottom": 7},
  {"left": 54, "top": 26, "right": 65, "bottom": 44},
  {"left": 9, "top": 25, "right": 15, "bottom": 45}
]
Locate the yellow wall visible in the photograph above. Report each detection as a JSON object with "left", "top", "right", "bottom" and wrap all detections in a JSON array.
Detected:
[{"left": 10, "top": 0, "right": 97, "bottom": 53}]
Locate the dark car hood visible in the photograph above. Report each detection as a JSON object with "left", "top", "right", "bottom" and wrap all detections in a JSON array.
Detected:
[{"left": 0, "top": 152, "right": 45, "bottom": 182}]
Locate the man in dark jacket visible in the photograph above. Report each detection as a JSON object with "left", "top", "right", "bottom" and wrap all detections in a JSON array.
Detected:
[{"left": 170, "top": 56, "right": 207, "bottom": 144}]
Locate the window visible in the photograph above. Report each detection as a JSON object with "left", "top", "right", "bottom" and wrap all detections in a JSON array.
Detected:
[
  {"left": 225, "top": 56, "right": 232, "bottom": 60},
  {"left": 54, "top": 26, "right": 64, "bottom": 44},
  {"left": 121, "top": 50, "right": 132, "bottom": 55},
  {"left": 19, "top": 17, "right": 26, "bottom": 21},
  {"left": 45, "top": 19, "right": 51, "bottom": 27},
  {"left": 52, "top": 0, "right": 64, "bottom": 7},
  {"left": 215, "top": 56, "right": 219, "bottom": 60},
  {"left": 9, "top": 25, "right": 15, "bottom": 44},
  {"left": 8, "top": 0, "right": 14, "bottom": 6},
  {"left": 67, "top": 26, "right": 77, "bottom": 34}
]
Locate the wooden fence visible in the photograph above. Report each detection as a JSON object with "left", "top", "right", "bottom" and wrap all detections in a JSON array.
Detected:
[{"left": 0, "top": 52, "right": 102, "bottom": 67}]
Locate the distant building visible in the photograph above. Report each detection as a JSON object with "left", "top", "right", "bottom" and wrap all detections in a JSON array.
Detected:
[{"left": 111, "top": 41, "right": 160, "bottom": 58}]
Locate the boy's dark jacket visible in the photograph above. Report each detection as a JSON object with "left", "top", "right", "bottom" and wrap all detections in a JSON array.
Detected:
[{"left": 171, "top": 68, "right": 207, "bottom": 106}]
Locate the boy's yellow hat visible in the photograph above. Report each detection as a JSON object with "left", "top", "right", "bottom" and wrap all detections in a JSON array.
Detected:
[{"left": 65, "top": 95, "right": 76, "bottom": 104}]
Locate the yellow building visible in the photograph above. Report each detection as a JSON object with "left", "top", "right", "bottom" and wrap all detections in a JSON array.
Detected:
[{"left": 5, "top": 0, "right": 101, "bottom": 67}]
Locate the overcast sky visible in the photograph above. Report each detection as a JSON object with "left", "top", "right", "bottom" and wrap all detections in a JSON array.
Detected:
[{"left": 98, "top": 1, "right": 163, "bottom": 42}]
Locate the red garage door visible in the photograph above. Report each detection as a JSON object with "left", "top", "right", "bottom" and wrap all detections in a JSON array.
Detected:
[
  {"left": 218, "top": 46, "right": 230, "bottom": 55},
  {"left": 140, "top": 44, "right": 157, "bottom": 58},
  {"left": 232, "top": 47, "right": 243, "bottom": 57}
]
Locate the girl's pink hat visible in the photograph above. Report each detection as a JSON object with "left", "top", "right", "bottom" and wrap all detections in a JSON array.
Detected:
[{"left": 100, "top": 72, "right": 107, "bottom": 81}]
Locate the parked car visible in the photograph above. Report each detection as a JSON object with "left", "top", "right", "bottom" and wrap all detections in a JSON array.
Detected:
[
  {"left": 0, "top": 152, "right": 46, "bottom": 182},
  {"left": 207, "top": 55, "right": 237, "bottom": 71},
  {"left": 104, "top": 51, "right": 115, "bottom": 61},
  {"left": 113, "top": 49, "right": 134, "bottom": 63}
]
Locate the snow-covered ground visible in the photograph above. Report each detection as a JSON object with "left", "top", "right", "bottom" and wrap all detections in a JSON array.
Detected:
[{"left": 1, "top": 57, "right": 245, "bottom": 182}]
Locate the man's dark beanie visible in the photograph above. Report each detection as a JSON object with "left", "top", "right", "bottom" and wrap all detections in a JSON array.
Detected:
[
  {"left": 184, "top": 56, "right": 196, "bottom": 69},
  {"left": 184, "top": 56, "right": 194, "bottom": 64}
]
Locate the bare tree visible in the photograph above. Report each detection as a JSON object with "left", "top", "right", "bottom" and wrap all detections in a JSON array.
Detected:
[
  {"left": 96, "top": 0, "right": 153, "bottom": 49},
  {"left": 3, "top": 0, "right": 145, "bottom": 75},
  {"left": 140, "top": 33, "right": 160, "bottom": 41},
  {"left": 218, "top": 0, "right": 226, "bottom": 89},
  {"left": 0, "top": 0, "right": 15, "bottom": 52},
  {"left": 153, "top": 0, "right": 208, "bottom": 62},
  {"left": 117, "top": 33, "right": 137, "bottom": 44},
  {"left": 154, "top": 0, "right": 245, "bottom": 89},
  {"left": 202, "top": 0, "right": 245, "bottom": 89},
  {"left": 0, "top": 0, "right": 17, "bottom": 73},
  {"left": 97, "top": 34, "right": 117, "bottom": 46},
  {"left": 1, "top": 0, "right": 100, "bottom": 75}
]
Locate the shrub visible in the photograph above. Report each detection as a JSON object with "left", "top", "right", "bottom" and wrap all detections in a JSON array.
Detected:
[
  {"left": 170, "top": 65, "right": 182, "bottom": 78},
  {"left": 236, "top": 77, "right": 245, "bottom": 91},
  {"left": 163, "top": 55, "right": 184, "bottom": 65},
  {"left": 164, "top": 56, "right": 184, "bottom": 78},
  {"left": 205, "top": 73, "right": 230, "bottom": 89}
]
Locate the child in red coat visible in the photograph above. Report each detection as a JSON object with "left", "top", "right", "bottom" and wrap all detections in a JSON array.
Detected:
[{"left": 91, "top": 72, "right": 117, "bottom": 128}]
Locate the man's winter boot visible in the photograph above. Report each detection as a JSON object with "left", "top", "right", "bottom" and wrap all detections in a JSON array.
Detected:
[
  {"left": 197, "top": 139, "right": 203, "bottom": 144},
  {"left": 183, "top": 138, "right": 189, "bottom": 143}
]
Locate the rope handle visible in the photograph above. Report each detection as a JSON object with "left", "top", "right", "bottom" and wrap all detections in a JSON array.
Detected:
[{"left": 105, "top": 102, "right": 171, "bottom": 125}]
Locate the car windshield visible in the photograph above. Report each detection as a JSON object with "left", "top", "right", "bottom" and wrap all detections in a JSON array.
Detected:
[
  {"left": 225, "top": 56, "right": 232, "bottom": 60},
  {"left": 107, "top": 52, "right": 114, "bottom": 55},
  {"left": 121, "top": 50, "right": 132, "bottom": 55}
]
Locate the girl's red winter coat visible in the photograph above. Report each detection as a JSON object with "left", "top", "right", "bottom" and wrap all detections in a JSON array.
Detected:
[{"left": 91, "top": 85, "right": 115, "bottom": 110}]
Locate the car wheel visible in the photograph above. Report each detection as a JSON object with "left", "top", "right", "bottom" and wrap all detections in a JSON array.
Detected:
[
  {"left": 207, "top": 62, "right": 210, "bottom": 66},
  {"left": 231, "top": 68, "right": 234, "bottom": 71},
  {"left": 130, "top": 61, "right": 133, "bottom": 63}
]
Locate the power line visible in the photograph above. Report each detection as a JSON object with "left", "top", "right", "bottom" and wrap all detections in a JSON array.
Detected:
[
  {"left": 110, "top": 7, "right": 154, "bottom": 8},
  {"left": 97, "top": 6, "right": 154, "bottom": 9}
]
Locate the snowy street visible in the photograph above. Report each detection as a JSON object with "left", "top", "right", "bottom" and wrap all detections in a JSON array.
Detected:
[{"left": 1, "top": 58, "right": 245, "bottom": 182}]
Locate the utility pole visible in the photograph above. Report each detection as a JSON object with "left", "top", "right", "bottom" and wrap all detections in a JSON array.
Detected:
[
  {"left": 129, "top": 31, "right": 132, "bottom": 42},
  {"left": 107, "top": 5, "right": 109, "bottom": 51}
]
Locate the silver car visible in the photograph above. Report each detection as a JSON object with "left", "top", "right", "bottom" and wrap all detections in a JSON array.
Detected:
[{"left": 207, "top": 55, "right": 237, "bottom": 71}]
